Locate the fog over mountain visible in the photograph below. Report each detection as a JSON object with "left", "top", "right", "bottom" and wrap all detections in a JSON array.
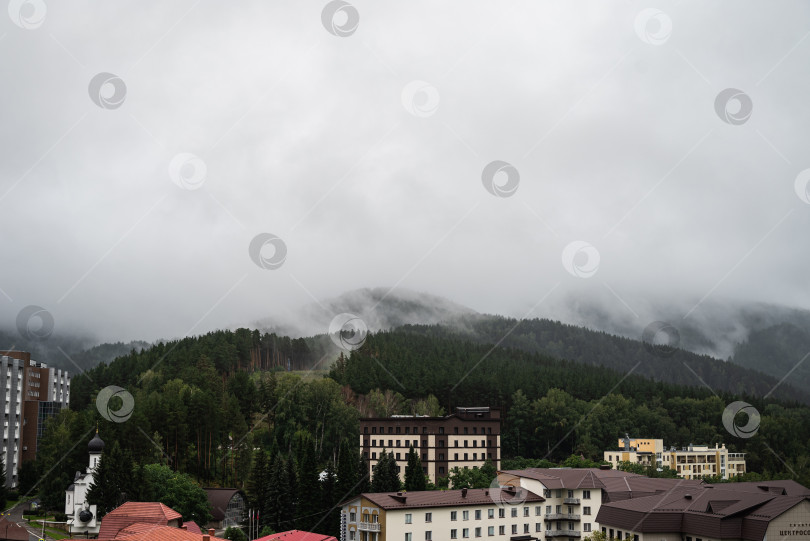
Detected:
[{"left": 2, "top": 2, "right": 810, "bottom": 368}]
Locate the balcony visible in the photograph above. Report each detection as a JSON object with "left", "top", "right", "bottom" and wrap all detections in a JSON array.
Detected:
[
  {"left": 563, "top": 498, "right": 580, "bottom": 505},
  {"left": 546, "top": 530, "right": 581, "bottom": 538},
  {"left": 545, "top": 514, "right": 580, "bottom": 521},
  {"left": 359, "top": 522, "right": 381, "bottom": 532}
]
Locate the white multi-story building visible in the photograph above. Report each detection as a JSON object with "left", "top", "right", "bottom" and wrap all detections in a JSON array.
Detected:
[
  {"left": 341, "top": 486, "right": 545, "bottom": 541},
  {"left": 0, "top": 350, "right": 70, "bottom": 486}
]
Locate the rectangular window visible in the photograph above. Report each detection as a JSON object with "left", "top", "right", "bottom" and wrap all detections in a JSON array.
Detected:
[
  {"left": 583, "top": 507, "right": 591, "bottom": 515},
  {"left": 464, "top": 453, "right": 468, "bottom": 460},
  {"left": 475, "top": 528, "right": 481, "bottom": 537},
  {"left": 511, "top": 508, "right": 517, "bottom": 518},
  {"left": 634, "top": 536, "right": 639, "bottom": 541},
  {"left": 584, "top": 524, "right": 591, "bottom": 533},
  {"left": 499, "top": 526, "right": 505, "bottom": 535},
  {"left": 569, "top": 523, "right": 575, "bottom": 531},
  {"left": 425, "top": 513, "right": 432, "bottom": 523},
  {"left": 498, "top": 509, "right": 505, "bottom": 519},
  {"left": 463, "top": 511, "right": 469, "bottom": 521},
  {"left": 511, "top": 525, "right": 517, "bottom": 535},
  {"left": 451, "top": 511, "right": 457, "bottom": 521},
  {"left": 568, "top": 490, "right": 574, "bottom": 498},
  {"left": 439, "top": 467, "right": 445, "bottom": 474},
  {"left": 463, "top": 529, "right": 469, "bottom": 539},
  {"left": 536, "top": 523, "right": 543, "bottom": 532},
  {"left": 524, "top": 524, "right": 530, "bottom": 534},
  {"left": 405, "top": 514, "right": 412, "bottom": 524},
  {"left": 583, "top": 490, "right": 591, "bottom": 499},
  {"left": 535, "top": 506, "right": 542, "bottom": 516},
  {"left": 488, "top": 526, "right": 494, "bottom": 536},
  {"left": 372, "top": 452, "right": 376, "bottom": 459},
  {"left": 524, "top": 507, "right": 529, "bottom": 517},
  {"left": 488, "top": 509, "right": 494, "bottom": 519},
  {"left": 543, "top": 489, "right": 551, "bottom": 498},
  {"left": 439, "top": 427, "right": 445, "bottom": 434},
  {"left": 455, "top": 453, "right": 459, "bottom": 460},
  {"left": 425, "top": 532, "right": 432, "bottom": 541},
  {"left": 350, "top": 512, "right": 356, "bottom": 522},
  {"left": 546, "top": 506, "right": 551, "bottom": 515},
  {"left": 451, "top": 530, "right": 457, "bottom": 539},
  {"left": 396, "top": 453, "right": 401, "bottom": 460},
  {"left": 475, "top": 510, "right": 481, "bottom": 520},
  {"left": 405, "top": 534, "right": 412, "bottom": 541}
]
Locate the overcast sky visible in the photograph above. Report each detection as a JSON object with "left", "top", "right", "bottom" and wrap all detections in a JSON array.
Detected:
[{"left": 2, "top": 1, "right": 810, "bottom": 343}]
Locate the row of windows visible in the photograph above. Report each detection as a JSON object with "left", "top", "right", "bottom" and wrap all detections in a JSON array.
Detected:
[
  {"left": 602, "top": 528, "right": 639, "bottom": 541},
  {"left": 367, "top": 439, "right": 493, "bottom": 448},
  {"left": 401, "top": 522, "right": 593, "bottom": 541},
  {"left": 542, "top": 489, "right": 591, "bottom": 499},
  {"left": 364, "top": 426, "right": 495, "bottom": 435},
  {"left": 367, "top": 451, "right": 494, "bottom": 462},
  {"left": 402, "top": 506, "right": 591, "bottom": 523}
]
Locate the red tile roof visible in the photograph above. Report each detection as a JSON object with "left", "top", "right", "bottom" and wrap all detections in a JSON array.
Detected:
[
  {"left": 256, "top": 530, "right": 338, "bottom": 541},
  {"left": 97, "top": 501, "right": 183, "bottom": 539},
  {"left": 97, "top": 522, "right": 226, "bottom": 540}
]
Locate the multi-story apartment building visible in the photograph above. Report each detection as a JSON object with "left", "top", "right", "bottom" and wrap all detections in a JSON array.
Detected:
[
  {"left": 603, "top": 435, "right": 746, "bottom": 480},
  {"left": 360, "top": 407, "right": 501, "bottom": 484},
  {"left": 0, "top": 351, "right": 70, "bottom": 486},
  {"left": 341, "top": 487, "right": 545, "bottom": 541}
]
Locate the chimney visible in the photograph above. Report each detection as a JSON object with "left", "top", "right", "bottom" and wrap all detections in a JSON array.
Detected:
[
  {"left": 181, "top": 525, "right": 188, "bottom": 530},
  {"left": 684, "top": 494, "right": 692, "bottom": 500},
  {"left": 600, "top": 464, "right": 611, "bottom": 470},
  {"left": 461, "top": 488, "right": 468, "bottom": 497},
  {"left": 203, "top": 535, "right": 210, "bottom": 541},
  {"left": 209, "top": 529, "right": 216, "bottom": 536}
]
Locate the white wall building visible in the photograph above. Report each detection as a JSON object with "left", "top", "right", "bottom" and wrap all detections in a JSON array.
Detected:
[{"left": 65, "top": 431, "right": 104, "bottom": 536}]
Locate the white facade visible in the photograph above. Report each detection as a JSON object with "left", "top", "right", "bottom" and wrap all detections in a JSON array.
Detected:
[
  {"left": 64, "top": 433, "right": 103, "bottom": 536},
  {"left": 506, "top": 476, "right": 600, "bottom": 539}
]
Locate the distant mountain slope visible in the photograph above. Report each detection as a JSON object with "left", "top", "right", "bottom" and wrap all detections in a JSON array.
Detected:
[
  {"left": 396, "top": 315, "right": 810, "bottom": 404},
  {"left": 255, "top": 287, "right": 477, "bottom": 337},
  {"left": 734, "top": 323, "right": 810, "bottom": 395}
]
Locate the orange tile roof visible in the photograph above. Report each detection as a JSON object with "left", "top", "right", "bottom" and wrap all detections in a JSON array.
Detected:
[
  {"left": 97, "top": 501, "right": 183, "bottom": 539},
  {"left": 97, "top": 522, "right": 226, "bottom": 541},
  {"left": 256, "top": 530, "right": 338, "bottom": 541}
]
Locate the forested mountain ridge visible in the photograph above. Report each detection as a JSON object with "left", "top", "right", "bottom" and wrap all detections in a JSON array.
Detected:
[{"left": 399, "top": 315, "right": 810, "bottom": 404}]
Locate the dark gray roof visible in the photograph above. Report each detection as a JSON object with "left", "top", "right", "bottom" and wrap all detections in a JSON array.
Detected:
[{"left": 361, "top": 487, "right": 544, "bottom": 510}]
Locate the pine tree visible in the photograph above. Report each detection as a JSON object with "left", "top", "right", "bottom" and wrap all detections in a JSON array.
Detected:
[
  {"left": 320, "top": 462, "right": 339, "bottom": 537},
  {"left": 404, "top": 446, "right": 426, "bottom": 491},
  {"left": 87, "top": 441, "right": 132, "bottom": 518},
  {"left": 283, "top": 457, "right": 298, "bottom": 531},
  {"left": 371, "top": 450, "right": 401, "bottom": 493},
  {"left": 247, "top": 450, "right": 270, "bottom": 532},
  {"left": 336, "top": 439, "right": 360, "bottom": 501},
  {"left": 357, "top": 452, "right": 370, "bottom": 494},
  {"left": 296, "top": 438, "right": 321, "bottom": 531}
]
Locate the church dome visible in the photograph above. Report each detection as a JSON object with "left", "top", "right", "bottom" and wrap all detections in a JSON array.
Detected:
[
  {"left": 88, "top": 432, "right": 105, "bottom": 453},
  {"left": 79, "top": 509, "right": 93, "bottom": 522}
]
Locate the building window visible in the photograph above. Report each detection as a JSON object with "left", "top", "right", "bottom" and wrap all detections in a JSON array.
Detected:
[
  {"left": 405, "top": 514, "right": 412, "bottom": 524},
  {"left": 426, "top": 513, "right": 432, "bottom": 523},
  {"left": 569, "top": 523, "right": 575, "bottom": 531},
  {"left": 463, "top": 511, "right": 469, "bottom": 521},
  {"left": 511, "top": 508, "right": 517, "bottom": 518},
  {"left": 405, "top": 534, "right": 412, "bottom": 541},
  {"left": 425, "top": 532, "right": 432, "bottom": 541},
  {"left": 455, "top": 454, "right": 459, "bottom": 460},
  {"left": 524, "top": 507, "right": 529, "bottom": 517},
  {"left": 499, "top": 526, "right": 505, "bottom": 535},
  {"left": 583, "top": 490, "right": 591, "bottom": 499},
  {"left": 439, "top": 427, "right": 445, "bottom": 434},
  {"left": 451, "top": 512, "right": 457, "bottom": 521},
  {"left": 568, "top": 490, "right": 574, "bottom": 498},
  {"left": 439, "top": 454, "right": 445, "bottom": 460},
  {"left": 464, "top": 453, "right": 468, "bottom": 460},
  {"left": 364, "top": 427, "right": 368, "bottom": 433},
  {"left": 543, "top": 489, "right": 551, "bottom": 498},
  {"left": 463, "top": 529, "right": 469, "bottom": 538},
  {"left": 372, "top": 453, "right": 376, "bottom": 459},
  {"left": 511, "top": 525, "right": 517, "bottom": 535},
  {"left": 535, "top": 506, "right": 542, "bottom": 516},
  {"left": 488, "top": 526, "right": 494, "bottom": 536},
  {"left": 475, "top": 527, "right": 481, "bottom": 537},
  {"left": 451, "top": 530, "right": 457, "bottom": 539},
  {"left": 439, "top": 467, "right": 445, "bottom": 474},
  {"left": 475, "top": 510, "right": 481, "bottom": 520},
  {"left": 546, "top": 506, "right": 551, "bottom": 515},
  {"left": 583, "top": 507, "right": 591, "bottom": 515},
  {"left": 498, "top": 509, "right": 505, "bottom": 519},
  {"left": 396, "top": 453, "right": 401, "bottom": 460},
  {"left": 536, "top": 523, "right": 543, "bottom": 532},
  {"left": 350, "top": 512, "right": 356, "bottom": 522},
  {"left": 488, "top": 509, "right": 494, "bottom": 519},
  {"left": 584, "top": 524, "right": 591, "bottom": 533},
  {"left": 524, "top": 524, "right": 530, "bottom": 534},
  {"left": 634, "top": 536, "right": 639, "bottom": 541}
]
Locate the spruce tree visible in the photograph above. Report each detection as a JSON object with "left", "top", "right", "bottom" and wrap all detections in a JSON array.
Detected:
[
  {"left": 296, "top": 439, "right": 321, "bottom": 531},
  {"left": 336, "top": 439, "right": 360, "bottom": 500},
  {"left": 87, "top": 441, "right": 132, "bottom": 518},
  {"left": 404, "top": 446, "right": 426, "bottom": 491},
  {"left": 320, "top": 462, "right": 339, "bottom": 537}
]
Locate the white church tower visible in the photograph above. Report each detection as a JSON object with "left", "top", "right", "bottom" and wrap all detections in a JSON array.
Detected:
[{"left": 65, "top": 430, "right": 104, "bottom": 536}]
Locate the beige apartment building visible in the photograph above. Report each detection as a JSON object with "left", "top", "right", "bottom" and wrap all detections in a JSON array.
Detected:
[
  {"left": 603, "top": 436, "right": 746, "bottom": 480},
  {"left": 341, "top": 487, "right": 546, "bottom": 541},
  {"left": 360, "top": 407, "right": 501, "bottom": 483}
]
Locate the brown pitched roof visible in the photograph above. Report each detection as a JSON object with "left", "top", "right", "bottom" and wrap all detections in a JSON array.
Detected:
[
  {"left": 256, "top": 530, "right": 338, "bottom": 541},
  {"left": 362, "top": 487, "right": 544, "bottom": 510},
  {"left": 500, "top": 467, "right": 637, "bottom": 490},
  {"left": 597, "top": 482, "right": 810, "bottom": 541},
  {"left": 0, "top": 516, "right": 30, "bottom": 540},
  {"left": 96, "top": 521, "right": 226, "bottom": 540}
]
